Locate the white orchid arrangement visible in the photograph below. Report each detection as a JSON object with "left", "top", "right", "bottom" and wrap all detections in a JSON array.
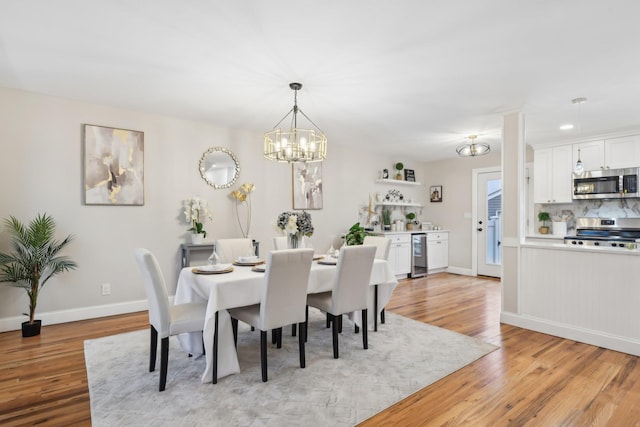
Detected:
[
  {"left": 183, "top": 197, "right": 213, "bottom": 237},
  {"left": 229, "top": 183, "right": 255, "bottom": 238}
]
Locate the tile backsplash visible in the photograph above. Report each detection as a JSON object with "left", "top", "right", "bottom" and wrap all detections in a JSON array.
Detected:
[{"left": 537, "top": 199, "right": 640, "bottom": 234}]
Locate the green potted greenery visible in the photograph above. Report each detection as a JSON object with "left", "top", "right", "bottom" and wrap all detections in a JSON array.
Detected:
[
  {"left": 405, "top": 212, "right": 416, "bottom": 230},
  {"left": 382, "top": 207, "right": 392, "bottom": 231},
  {"left": 395, "top": 162, "right": 404, "bottom": 180},
  {"left": 538, "top": 211, "right": 551, "bottom": 234},
  {"left": 345, "top": 222, "right": 368, "bottom": 246},
  {"left": 0, "top": 213, "right": 77, "bottom": 337}
]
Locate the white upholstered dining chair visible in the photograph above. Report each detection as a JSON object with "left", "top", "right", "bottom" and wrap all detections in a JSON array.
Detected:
[
  {"left": 306, "top": 245, "right": 376, "bottom": 359},
  {"left": 134, "top": 248, "right": 207, "bottom": 391},
  {"left": 228, "top": 249, "right": 314, "bottom": 382},
  {"left": 215, "top": 238, "right": 254, "bottom": 263},
  {"left": 362, "top": 235, "right": 391, "bottom": 330}
]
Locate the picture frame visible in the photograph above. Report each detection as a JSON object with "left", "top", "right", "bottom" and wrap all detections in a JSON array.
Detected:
[
  {"left": 430, "top": 185, "right": 443, "bottom": 203},
  {"left": 83, "top": 124, "right": 144, "bottom": 205},
  {"left": 292, "top": 162, "right": 323, "bottom": 209},
  {"left": 404, "top": 169, "right": 415, "bottom": 182}
]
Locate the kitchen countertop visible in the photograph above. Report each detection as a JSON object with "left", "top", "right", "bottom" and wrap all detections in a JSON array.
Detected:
[{"left": 373, "top": 230, "right": 449, "bottom": 235}]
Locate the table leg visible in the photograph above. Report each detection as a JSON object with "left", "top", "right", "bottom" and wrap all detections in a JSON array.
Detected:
[
  {"left": 212, "top": 311, "right": 218, "bottom": 384},
  {"left": 374, "top": 284, "right": 378, "bottom": 331}
]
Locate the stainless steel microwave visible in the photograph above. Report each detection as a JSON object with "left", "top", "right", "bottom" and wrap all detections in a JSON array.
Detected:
[{"left": 573, "top": 168, "right": 640, "bottom": 199}]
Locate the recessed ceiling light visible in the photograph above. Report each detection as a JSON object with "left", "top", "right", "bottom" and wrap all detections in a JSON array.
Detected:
[{"left": 560, "top": 124, "right": 574, "bottom": 130}]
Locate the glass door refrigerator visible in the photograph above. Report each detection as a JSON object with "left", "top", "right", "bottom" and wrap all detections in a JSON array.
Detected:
[{"left": 411, "top": 233, "right": 427, "bottom": 277}]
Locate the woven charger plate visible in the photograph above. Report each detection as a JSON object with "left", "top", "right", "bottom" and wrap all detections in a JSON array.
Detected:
[{"left": 191, "top": 266, "right": 234, "bottom": 275}]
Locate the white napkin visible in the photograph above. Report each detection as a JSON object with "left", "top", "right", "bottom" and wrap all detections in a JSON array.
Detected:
[{"left": 237, "top": 256, "right": 258, "bottom": 263}]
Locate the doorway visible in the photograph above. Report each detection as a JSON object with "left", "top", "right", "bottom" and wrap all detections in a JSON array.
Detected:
[{"left": 473, "top": 167, "right": 502, "bottom": 278}]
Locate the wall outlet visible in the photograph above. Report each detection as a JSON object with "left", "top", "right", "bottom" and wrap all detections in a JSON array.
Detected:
[{"left": 101, "top": 283, "right": 111, "bottom": 296}]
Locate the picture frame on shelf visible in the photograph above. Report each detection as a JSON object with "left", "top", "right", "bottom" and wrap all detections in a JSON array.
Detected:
[
  {"left": 83, "top": 124, "right": 144, "bottom": 205},
  {"left": 404, "top": 169, "right": 415, "bottom": 182},
  {"left": 430, "top": 185, "right": 443, "bottom": 203},
  {"left": 292, "top": 162, "right": 323, "bottom": 209}
]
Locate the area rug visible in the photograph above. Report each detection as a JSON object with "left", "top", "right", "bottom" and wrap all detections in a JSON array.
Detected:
[{"left": 85, "top": 309, "right": 497, "bottom": 426}]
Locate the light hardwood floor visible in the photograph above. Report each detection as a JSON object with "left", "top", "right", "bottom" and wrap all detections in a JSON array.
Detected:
[{"left": 1, "top": 273, "right": 639, "bottom": 426}]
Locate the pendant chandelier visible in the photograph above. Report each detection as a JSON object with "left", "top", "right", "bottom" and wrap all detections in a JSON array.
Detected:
[
  {"left": 572, "top": 97, "right": 587, "bottom": 174},
  {"left": 263, "top": 82, "right": 327, "bottom": 163},
  {"left": 456, "top": 134, "right": 490, "bottom": 157}
]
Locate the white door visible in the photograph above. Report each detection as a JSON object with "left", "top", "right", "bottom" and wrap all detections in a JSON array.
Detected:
[{"left": 477, "top": 170, "right": 502, "bottom": 277}]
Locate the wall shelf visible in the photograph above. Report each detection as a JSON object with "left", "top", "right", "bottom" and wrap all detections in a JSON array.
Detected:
[{"left": 375, "top": 179, "right": 422, "bottom": 186}]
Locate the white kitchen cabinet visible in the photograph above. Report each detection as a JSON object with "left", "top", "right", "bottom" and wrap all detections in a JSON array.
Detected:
[
  {"left": 605, "top": 135, "right": 640, "bottom": 169},
  {"left": 385, "top": 233, "right": 411, "bottom": 277},
  {"left": 573, "top": 135, "right": 640, "bottom": 170},
  {"left": 533, "top": 145, "right": 573, "bottom": 203},
  {"left": 427, "top": 232, "right": 448, "bottom": 272},
  {"left": 572, "top": 140, "right": 604, "bottom": 171}
]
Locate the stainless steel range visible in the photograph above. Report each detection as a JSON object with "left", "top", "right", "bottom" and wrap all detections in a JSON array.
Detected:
[{"left": 564, "top": 217, "right": 640, "bottom": 248}]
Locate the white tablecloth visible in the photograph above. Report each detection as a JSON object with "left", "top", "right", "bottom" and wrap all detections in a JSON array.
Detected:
[{"left": 174, "top": 258, "right": 397, "bottom": 383}]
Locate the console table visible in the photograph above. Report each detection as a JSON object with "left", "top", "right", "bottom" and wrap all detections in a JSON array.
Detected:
[{"left": 180, "top": 241, "right": 260, "bottom": 268}]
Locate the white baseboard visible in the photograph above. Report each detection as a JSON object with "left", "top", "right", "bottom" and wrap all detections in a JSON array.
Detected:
[
  {"left": 443, "top": 266, "right": 473, "bottom": 276},
  {"left": 501, "top": 311, "right": 640, "bottom": 356},
  {"left": 0, "top": 299, "right": 150, "bottom": 333}
]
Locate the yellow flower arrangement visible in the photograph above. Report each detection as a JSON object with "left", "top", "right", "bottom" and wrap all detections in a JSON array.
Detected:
[{"left": 230, "top": 183, "right": 255, "bottom": 238}]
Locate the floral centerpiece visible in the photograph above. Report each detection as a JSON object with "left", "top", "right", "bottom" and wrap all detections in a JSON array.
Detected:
[
  {"left": 229, "top": 183, "right": 255, "bottom": 238},
  {"left": 183, "top": 197, "right": 213, "bottom": 243},
  {"left": 276, "top": 211, "right": 314, "bottom": 248}
]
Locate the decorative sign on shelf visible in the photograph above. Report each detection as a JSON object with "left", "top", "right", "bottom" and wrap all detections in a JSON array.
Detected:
[{"left": 404, "top": 169, "right": 415, "bottom": 182}]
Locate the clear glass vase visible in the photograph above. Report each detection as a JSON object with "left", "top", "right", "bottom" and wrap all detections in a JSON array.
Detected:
[{"left": 288, "top": 233, "right": 300, "bottom": 249}]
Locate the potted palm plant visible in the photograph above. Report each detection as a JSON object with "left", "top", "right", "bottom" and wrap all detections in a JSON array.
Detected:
[{"left": 0, "top": 213, "right": 77, "bottom": 337}]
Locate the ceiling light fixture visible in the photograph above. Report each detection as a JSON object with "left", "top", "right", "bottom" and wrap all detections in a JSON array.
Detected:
[
  {"left": 572, "top": 97, "right": 587, "bottom": 173},
  {"left": 456, "top": 134, "right": 490, "bottom": 157},
  {"left": 263, "top": 82, "right": 327, "bottom": 163}
]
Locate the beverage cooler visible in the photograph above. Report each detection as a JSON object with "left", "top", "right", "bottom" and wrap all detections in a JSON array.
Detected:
[{"left": 411, "top": 233, "right": 427, "bottom": 277}]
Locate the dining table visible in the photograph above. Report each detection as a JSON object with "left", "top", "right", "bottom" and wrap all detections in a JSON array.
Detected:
[{"left": 174, "top": 256, "right": 398, "bottom": 383}]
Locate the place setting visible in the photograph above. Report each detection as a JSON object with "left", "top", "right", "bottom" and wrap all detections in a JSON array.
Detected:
[{"left": 191, "top": 264, "right": 234, "bottom": 275}]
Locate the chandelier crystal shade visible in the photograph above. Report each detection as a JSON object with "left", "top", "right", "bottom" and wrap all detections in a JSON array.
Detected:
[
  {"left": 264, "top": 82, "right": 327, "bottom": 163},
  {"left": 456, "top": 134, "right": 490, "bottom": 157}
]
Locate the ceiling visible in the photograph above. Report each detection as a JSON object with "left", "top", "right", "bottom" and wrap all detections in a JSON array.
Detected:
[{"left": 1, "top": 1, "right": 639, "bottom": 161}]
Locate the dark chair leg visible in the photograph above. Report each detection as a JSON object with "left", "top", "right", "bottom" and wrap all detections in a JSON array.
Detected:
[
  {"left": 272, "top": 329, "right": 277, "bottom": 344},
  {"left": 212, "top": 311, "right": 218, "bottom": 384},
  {"left": 374, "top": 284, "right": 379, "bottom": 331},
  {"left": 326, "top": 313, "right": 331, "bottom": 328},
  {"left": 381, "top": 308, "right": 386, "bottom": 324},
  {"left": 299, "top": 321, "right": 306, "bottom": 368},
  {"left": 276, "top": 327, "right": 283, "bottom": 349},
  {"left": 305, "top": 305, "right": 309, "bottom": 342},
  {"left": 292, "top": 324, "right": 297, "bottom": 336},
  {"left": 331, "top": 314, "right": 339, "bottom": 359},
  {"left": 362, "top": 308, "right": 368, "bottom": 350},
  {"left": 338, "top": 315, "right": 343, "bottom": 334},
  {"left": 355, "top": 324, "right": 359, "bottom": 334},
  {"left": 231, "top": 317, "right": 238, "bottom": 347},
  {"left": 149, "top": 325, "right": 158, "bottom": 372},
  {"left": 261, "top": 330, "right": 268, "bottom": 382},
  {"left": 159, "top": 337, "right": 169, "bottom": 391}
]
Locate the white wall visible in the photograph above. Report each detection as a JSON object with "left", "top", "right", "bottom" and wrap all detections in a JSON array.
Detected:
[
  {"left": 0, "top": 87, "right": 425, "bottom": 330},
  {"left": 421, "top": 151, "right": 501, "bottom": 270}
]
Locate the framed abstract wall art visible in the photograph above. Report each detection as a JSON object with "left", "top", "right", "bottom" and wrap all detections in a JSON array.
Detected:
[
  {"left": 292, "top": 162, "right": 323, "bottom": 209},
  {"left": 83, "top": 124, "right": 144, "bottom": 205}
]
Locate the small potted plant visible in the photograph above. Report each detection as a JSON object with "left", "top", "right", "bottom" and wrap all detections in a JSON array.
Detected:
[
  {"left": 406, "top": 212, "right": 416, "bottom": 230},
  {"left": 0, "top": 213, "right": 77, "bottom": 337},
  {"left": 345, "top": 222, "right": 368, "bottom": 246},
  {"left": 395, "top": 162, "right": 404, "bottom": 180},
  {"left": 538, "top": 211, "right": 551, "bottom": 234}
]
